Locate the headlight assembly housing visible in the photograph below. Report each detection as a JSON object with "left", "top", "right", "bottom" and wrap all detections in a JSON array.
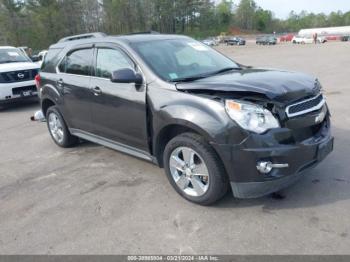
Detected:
[{"left": 225, "top": 100, "right": 280, "bottom": 134}]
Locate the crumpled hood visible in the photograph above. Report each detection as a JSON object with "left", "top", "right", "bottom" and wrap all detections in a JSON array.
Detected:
[
  {"left": 176, "top": 68, "right": 320, "bottom": 103},
  {"left": 0, "top": 62, "right": 39, "bottom": 73}
]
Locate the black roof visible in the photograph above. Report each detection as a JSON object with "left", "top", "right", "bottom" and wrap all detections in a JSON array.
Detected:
[{"left": 50, "top": 33, "right": 190, "bottom": 49}]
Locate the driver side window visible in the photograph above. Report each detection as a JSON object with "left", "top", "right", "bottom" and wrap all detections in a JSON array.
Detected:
[{"left": 95, "top": 48, "right": 135, "bottom": 79}]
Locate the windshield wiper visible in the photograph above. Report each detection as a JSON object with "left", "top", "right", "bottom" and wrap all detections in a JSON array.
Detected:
[
  {"left": 208, "top": 67, "right": 242, "bottom": 76},
  {"left": 171, "top": 75, "right": 209, "bottom": 83},
  {"left": 171, "top": 67, "right": 242, "bottom": 83}
]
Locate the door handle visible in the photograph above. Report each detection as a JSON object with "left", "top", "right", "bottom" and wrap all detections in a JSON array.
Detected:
[
  {"left": 91, "top": 86, "right": 102, "bottom": 96},
  {"left": 57, "top": 79, "right": 64, "bottom": 88}
]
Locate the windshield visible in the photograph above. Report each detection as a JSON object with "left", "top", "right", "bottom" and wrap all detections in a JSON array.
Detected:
[
  {"left": 0, "top": 48, "right": 30, "bottom": 64},
  {"left": 132, "top": 38, "right": 239, "bottom": 82}
]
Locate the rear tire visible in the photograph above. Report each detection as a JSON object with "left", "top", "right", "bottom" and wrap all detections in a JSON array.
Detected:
[
  {"left": 163, "top": 133, "right": 229, "bottom": 205},
  {"left": 46, "top": 106, "right": 78, "bottom": 148}
]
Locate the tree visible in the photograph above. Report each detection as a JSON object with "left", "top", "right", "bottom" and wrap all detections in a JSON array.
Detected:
[
  {"left": 235, "top": 0, "right": 257, "bottom": 30},
  {"left": 344, "top": 11, "right": 350, "bottom": 25},
  {"left": 328, "top": 11, "right": 344, "bottom": 26},
  {"left": 254, "top": 8, "right": 272, "bottom": 32},
  {"left": 0, "top": 0, "right": 26, "bottom": 46},
  {"left": 0, "top": 0, "right": 349, "bottom": 49},
  {"left": 217, "top": 0, "right": 232, "bottom": 28}
]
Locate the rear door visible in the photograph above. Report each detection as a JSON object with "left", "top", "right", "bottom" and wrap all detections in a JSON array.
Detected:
[
  {"left": 57, "top": 46, "right": 94, "bottom": 132},
  {"left": 89, "top": 44, "right": 149, "bottom": 152}
]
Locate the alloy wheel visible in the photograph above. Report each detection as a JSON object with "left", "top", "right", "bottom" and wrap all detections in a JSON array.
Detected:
[
  {"left": 169, "top": 146, "right": 209, "bottom": 197},
  {"left": 48, "top": 112, "right": 64, "bottom": 144}
]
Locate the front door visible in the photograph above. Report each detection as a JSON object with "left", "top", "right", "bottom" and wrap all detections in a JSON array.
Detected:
[{"left": 89, "top": 45, "right": 149, "bottom": 152}]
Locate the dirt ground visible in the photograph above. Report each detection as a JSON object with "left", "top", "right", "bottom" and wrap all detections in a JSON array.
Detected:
[{"left": 0, "top": 41, "right": 349, "bottom": 254}]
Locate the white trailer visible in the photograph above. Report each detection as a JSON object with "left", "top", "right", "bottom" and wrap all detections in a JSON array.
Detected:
[{"left": 298, "top": 26, "right": 350, "bottom": 36}]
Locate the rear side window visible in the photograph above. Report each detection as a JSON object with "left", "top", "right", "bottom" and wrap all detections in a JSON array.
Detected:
[
  {"left": 95, "top": 48, "right": 134, "bottom": 79},
  {"left": 59, "top": 48, "right": 93, "bottom": 76}
]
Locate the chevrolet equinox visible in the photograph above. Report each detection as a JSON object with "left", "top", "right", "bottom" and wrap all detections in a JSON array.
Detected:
[{"left": 38, "top": 33, "right": 333, "bottom": 205}]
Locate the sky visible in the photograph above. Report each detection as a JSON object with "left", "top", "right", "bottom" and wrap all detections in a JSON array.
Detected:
[{"left": 232, "top": 0, "right": 350, "bottom": 19}]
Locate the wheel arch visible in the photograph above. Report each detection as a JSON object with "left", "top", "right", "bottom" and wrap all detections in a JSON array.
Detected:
[
  {"left": 41, "top": 98, "right": 56, "bottom": 116},
  {"left": 40, "top": 81, "right": 63, "bottom": 116},
  {"left": 153, "top": 122, "right": 213, "bottom": 167}
]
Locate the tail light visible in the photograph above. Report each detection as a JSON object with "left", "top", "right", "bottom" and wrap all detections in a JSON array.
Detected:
[{"left": 35, "top": 74, "right": 41, "bottom": 90}]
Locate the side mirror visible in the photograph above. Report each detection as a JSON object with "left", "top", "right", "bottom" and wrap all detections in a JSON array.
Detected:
[{"left": 111, "top": 68, "right": 143, "bottom": 85}]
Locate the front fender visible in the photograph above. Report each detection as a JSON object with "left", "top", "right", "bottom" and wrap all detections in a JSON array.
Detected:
[
  {"left": 148, "top": 84, "right": 247, "bottom": 146},
  {"left": 155, "top": 102, "right": 230, "bottom": 143},
  {"left": 148, "top": 84, "right": 248, "bottom": 180}
]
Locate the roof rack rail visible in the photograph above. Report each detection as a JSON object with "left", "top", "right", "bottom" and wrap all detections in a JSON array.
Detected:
[
  {"left": 58, "top": 32, "right": 106, "bottom": 43},
  {"left": 128, "top": 31, "right": 160, "bottom": 35}
]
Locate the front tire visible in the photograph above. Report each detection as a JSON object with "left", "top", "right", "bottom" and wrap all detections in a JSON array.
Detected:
[
  {"left": 46, "top": 106, "right": 78, "bottom": 148},
  {"left": 163, "top": 133, "right": 228, "bottom": 205}
]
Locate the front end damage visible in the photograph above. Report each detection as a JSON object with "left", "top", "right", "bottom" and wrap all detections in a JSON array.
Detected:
[{"left": 178, "top": 86, "right": 333, "bottom": 198}]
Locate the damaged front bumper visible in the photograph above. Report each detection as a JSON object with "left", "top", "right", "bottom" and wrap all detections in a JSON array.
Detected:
[{"left": 212, "top": 112, "right": 333, "bottom": 199}]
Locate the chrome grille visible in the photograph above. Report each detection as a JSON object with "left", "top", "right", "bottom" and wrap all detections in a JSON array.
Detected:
[
  {"left": 286, "top": 94, "right": 325, "bottom": 117},
  {"left": 0, "top": 69, "right": 38, "bottom": 83}
]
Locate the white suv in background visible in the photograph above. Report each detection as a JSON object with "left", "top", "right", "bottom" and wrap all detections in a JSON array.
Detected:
[
  {"left": 292, "top": 35, "right": 314, "bottom": 44},
  {"left": 0, "top": 46, "right": 40, "bottom": 105},
  {"left": 292, "top": 35, "right": 327, "bottom": 44}
]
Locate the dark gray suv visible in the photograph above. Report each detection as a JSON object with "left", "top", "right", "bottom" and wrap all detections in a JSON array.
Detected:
[{"left": 38, "top": 33, "right": 333, "bottom": 205}]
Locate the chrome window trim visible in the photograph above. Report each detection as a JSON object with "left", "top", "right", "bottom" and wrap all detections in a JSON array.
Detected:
[
  {"left": 286, "top": 94, "right": 325, "bottom": 118},
  {"left": 55, "top": 71, "right": 91, "bottom": 78},
  {"left": 55, "top": 44, "right": 146, "bottom": 83}
]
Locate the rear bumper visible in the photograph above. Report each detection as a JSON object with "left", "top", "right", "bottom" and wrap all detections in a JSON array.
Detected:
[{"left": 212, "top": 116, "right": 333, "bottom": 198}]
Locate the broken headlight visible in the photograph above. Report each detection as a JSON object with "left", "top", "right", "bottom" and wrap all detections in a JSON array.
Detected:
[{"left": 225, "top": 100, "right": 280, "bottom": 134}]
